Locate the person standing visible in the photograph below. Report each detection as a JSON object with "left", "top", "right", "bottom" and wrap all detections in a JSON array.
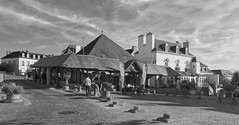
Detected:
[{"left": 84, "top": 75, "right": 91, "bottom": 96}]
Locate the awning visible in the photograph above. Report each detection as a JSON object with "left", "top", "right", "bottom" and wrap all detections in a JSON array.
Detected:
[{"left": 146, "top": 64, "right": 180, "bottom": 76}]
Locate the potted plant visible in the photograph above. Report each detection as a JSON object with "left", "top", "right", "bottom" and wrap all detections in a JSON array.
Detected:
[
  {"left": 223, "top": 84, "right": 236, "bottom": 97},
  {"left": 101, "top": 82, "right": 113, "bottom": 99},
  {"left": 63, "top": 68, "right": 71, "bottom": 91},
  {"left": 1, "top": 81, "right": 24, "bottom": 103}
]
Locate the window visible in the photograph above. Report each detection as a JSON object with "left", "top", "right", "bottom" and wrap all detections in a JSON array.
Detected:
[
  {"left": 22, "top": 61, "right": 25, "bottom": 66},
  {"left": 33, "top": 55, "right": 35, "bottom": 59},
  {"left": 175, "top": 59, "right": 180, "bottom": 67},
  {"left": 185, "top": 61, "right": 189, "bottom": 67},
  {"left": 164, "top": 58, "right": 169, "bottom": 66},
  {"left": 27, "top": 61, "right": 30, "bottom": 67},
  {"left": 22, "top": 53, "right": 25, "bottom": 58}
]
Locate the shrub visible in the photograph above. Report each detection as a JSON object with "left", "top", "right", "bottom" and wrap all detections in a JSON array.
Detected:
[
  {"left": 180, "top": 89, "right": 190, "bottom": 96},
  {"left": 102, "top": 82, "right": 113, "bottom": 91},
  {"left": 1, "top": 81, "right": 24, "bottom": 95},
  {"left": 168, "top": 84, "right": 176, "bottom": 88},
  {"left": 233, "top": 89, "right": 239, "bottom": 97},
  {"left": 223, "top": 84, "right": 236, "bottom": 92}
]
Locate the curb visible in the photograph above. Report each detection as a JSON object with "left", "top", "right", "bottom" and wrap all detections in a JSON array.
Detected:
[{"left": 21, "top": 95, "right": 32, "bottom": 105}]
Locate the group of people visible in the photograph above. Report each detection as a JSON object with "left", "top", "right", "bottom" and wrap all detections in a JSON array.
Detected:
[{"left": 83, "top": 73, "right": 102, "bottom": 97}]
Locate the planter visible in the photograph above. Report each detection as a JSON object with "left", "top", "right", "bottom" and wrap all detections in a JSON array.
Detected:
[
  {"left": 102, "top": 91, "right": 111, "bottom": 99},
  {"left": 5, "top": 94, "right": 22, "bottom": 103},
  {"left": 63, "top": 86, "right": 70, "bottom": 91}
]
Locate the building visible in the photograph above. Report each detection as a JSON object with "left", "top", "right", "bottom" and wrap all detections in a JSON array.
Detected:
[
  {"left": 1, "top": 51, "right": 46, "bottom": 75},
  {"left": 134, "top": 32, "right": 214, "bottom": 89},
  {"left": 212, "top": 69, "right": 233, "bottom": 82},
  {"left": 62, "top": 45, "right": 82, "bottom": 55}
]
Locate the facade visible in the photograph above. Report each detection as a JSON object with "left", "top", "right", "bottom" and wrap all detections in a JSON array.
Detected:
[
  {"left": 134, "top": 32, "right": 214, "bottom": 88},
  {"left": 1, "top": 51, "right": 46, "bottom": 75}
]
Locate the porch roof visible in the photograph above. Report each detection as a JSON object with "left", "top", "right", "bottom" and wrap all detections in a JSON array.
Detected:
[{"left": 146, "top": 64, "right": 180, "bottom": 76}]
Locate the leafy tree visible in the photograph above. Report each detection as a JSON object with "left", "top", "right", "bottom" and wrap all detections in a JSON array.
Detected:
[
  {"left": 231, "top": 71, "right": 239, "bottom": 88},
  {"left": 219, "top": 76, "right": 231, "bottom": 86},
  {"left": 0, "top": 63, "right": 15, "bottom": 74}
]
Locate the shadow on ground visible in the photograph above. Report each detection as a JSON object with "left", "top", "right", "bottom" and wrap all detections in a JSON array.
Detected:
[
  {"left": 112, "top": 92, "right": 239, "bottom": 115},
  {"left": 0, "top": 119, "right": 43, "bottom": 125}
]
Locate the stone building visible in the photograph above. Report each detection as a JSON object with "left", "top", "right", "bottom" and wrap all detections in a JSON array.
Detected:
[{"left": 134, "top": 32, "right": 214, "bottom": 89}]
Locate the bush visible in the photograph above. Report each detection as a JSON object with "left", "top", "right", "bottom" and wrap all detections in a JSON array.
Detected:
[
  {"left": 223, "top": 84, "right": 236, "bottom": 92},
  {"left": 1, "top": 81, "right": 24, "bottom": 95},
  {"left": 180, "top": 80, "right": 196, "bottom": 90},
  {"left": 102, "top": 82, "right": 113, "bottom": 91},
  {"left": 168, "top": 84, "right": 176, "bottom": 88},
  {"left": 180, "top": 89, "right": 190, "bottom": 96},
  {"left": 233, "top": 89, "right": 239, "bottom": 97}
]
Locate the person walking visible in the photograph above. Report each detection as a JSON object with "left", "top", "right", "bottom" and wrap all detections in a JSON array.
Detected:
[{"left": 84, "top": 75, "right": 91, "bottom": 96}]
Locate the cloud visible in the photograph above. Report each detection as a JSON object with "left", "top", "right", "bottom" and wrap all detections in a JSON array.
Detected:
[{"left": 0, "top": 0, "right": 239, "bottom": 70}]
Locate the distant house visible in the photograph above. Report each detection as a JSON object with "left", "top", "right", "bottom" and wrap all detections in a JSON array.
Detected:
[
  {"left": 62, "top": 45, "right": 82, "bottom": 55},
  {"left": 1, "top": 51, "right": 46, "bottom": 75},
  {"left": 212, "top": 69, "right": 233, "bottom": 81}
]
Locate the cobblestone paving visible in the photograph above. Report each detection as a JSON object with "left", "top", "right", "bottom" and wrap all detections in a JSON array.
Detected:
[{"left": 1, "top": 78, "right": 239, "bottom": 124}]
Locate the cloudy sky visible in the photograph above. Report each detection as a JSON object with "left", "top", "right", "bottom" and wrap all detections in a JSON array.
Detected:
[{"left": 0, "top": 0, "right": 239, "bottom": 70}]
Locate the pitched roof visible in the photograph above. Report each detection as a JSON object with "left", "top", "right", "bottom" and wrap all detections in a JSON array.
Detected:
[
  {"left": 211, "top": 70, "right": 233, "bottom": 77},
  {"left": 77, "top": 34, "right": 135, "bottom": 63},
  {"left": 32, "top": 54, "right": 121, "bottom": 71},
  {"left": 1, "top": 51, "right": 44, "bottom": 59},
  {"left": 146, "top": 64, "right": 180, "bottom": 76},
  {"left": 124, "top": 60, "right": 144, "bottom": 73},
  {"left": 153, "top": 39, "right": 194, "bottom": 56}
]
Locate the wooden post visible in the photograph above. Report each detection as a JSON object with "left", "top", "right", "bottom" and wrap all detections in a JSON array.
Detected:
[{"left": 46, "top": 67, "right": 52, "bottom": 86}]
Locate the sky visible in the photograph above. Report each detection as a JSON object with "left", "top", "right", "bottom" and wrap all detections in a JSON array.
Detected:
[{"left": 0, "top": 0, "right": 239, "bottom": 70}]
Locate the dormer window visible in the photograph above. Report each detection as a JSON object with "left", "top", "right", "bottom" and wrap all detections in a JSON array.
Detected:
[
  {"left": 38, "top": 55, "right": 40, "bottom": 59},
  {"left": 165, "top": 43, "right": 169, "bottom": 52},
  {"left": 27, "top": 53, "right": 29, "bottom": 58},
  {"left": 33, "top": 55, "right": 35, "bottom": 59},
  {"left": 176, "top": 46, "right": 179, "bottom": 54},
  {"left": 185, "top": 47, "right": 188, "bottom": 55},
  {"left": 22, "top": 53, "right": 25, "bottom": 58}
]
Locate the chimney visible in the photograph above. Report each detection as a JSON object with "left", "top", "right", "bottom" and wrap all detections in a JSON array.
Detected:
[
  {"left": 183, "top": 40, "right": 189, "bottom": 50},
  {"left": 176, "top": 41, "right": 181, "bottom": 47},
  {"left": 6, "top": 51, "right": 9, "bottom": 55},
  {"left": 146, "top": 32, "right": 155, "bottom": 50},
  {"left": 138, "top": 35, "right": 146, "bottom": 54}
]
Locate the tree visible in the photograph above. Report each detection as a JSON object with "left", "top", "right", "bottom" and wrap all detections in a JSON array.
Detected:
[
  {"left": 231, "top": 71, "right": 239, "bottom": 88},
  {"left": 0, "top": 63, "right": 15, "bottom": 74}
]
